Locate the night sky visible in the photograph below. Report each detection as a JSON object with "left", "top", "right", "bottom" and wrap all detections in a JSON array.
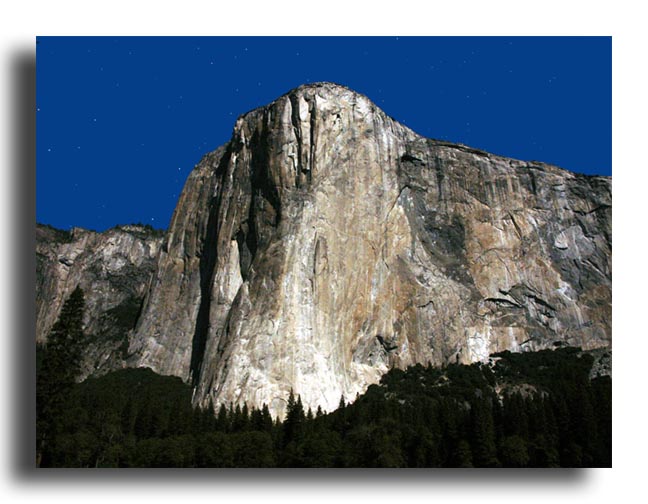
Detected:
[{"left": 36, "top": 36, "right": 611, "bottom": 232}]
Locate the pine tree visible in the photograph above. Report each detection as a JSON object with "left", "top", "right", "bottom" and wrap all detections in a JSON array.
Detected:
[
  {"left": 36, "top": 286, "right": 86, "bottom": 466},
  {"left": 232, "top": 404, "right": 244, "bottom": 432},
  {"left": 333, "top": 395, "right": 349, "bottom": 435},
  {"left": 260, "top": 404, "right": 273, "bottom": 433},
  {"left": 240, "top": 403, "right": 250, "bottom": 431},
  {"left": 216, "top": 404, "right": 229, "bottom": 432},
  {"left": 283, "top": 390, "right": 305, "bottom": 445}
]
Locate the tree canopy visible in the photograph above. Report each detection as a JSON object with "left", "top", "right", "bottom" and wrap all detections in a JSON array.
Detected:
[{"left": 36, "top": 342, "right": 611, "bottom": 468}]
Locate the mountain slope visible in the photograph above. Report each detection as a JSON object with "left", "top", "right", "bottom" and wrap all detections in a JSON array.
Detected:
[{"left": 37, "top": 223, "right": 163, "bottom": 376}]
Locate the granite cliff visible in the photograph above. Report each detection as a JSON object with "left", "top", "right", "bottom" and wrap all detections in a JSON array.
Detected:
[
  {"left": 36, "top": 224, "right": 163, "bottom": 377},
  {"left": 38, "top": 83, "right": 612, "bottom": 418}
]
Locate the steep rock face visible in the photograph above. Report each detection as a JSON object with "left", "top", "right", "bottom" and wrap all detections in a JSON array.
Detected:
[
  {"left": 36, "top": 224, "right": 163, "bottom": 376},
  {"left": 128, "top": 83, "right": 611, "bottom": 417}
]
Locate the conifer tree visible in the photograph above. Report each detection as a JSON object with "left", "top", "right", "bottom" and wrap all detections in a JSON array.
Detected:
[
  {"left": 241, "top": 403, "right": 250, "bottom": 431},
  {"left": 232, "top": 404, "right": 244, "bottom": 432},
  {"left": 216, "top": 404, "right": 229, "bottom": 432},
  {"left": 283, "top": 390, "right": 305, "bottom": 444},
  {"left": 333, "top": 395, "right": 349, "bottom": 435},
  {"left": 260, "top": 404, "right": 273, "bottom": 433},
  {"left": 36, "top": 286, "right": 86, "bottom": 466}
]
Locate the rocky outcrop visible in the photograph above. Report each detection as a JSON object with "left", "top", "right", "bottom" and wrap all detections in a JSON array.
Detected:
[
  {"left": 124, "top": 82, "right": 611, "bottom": 418},
  {"left": 36, "top": 224, "right": 163, "bottom": 377}
]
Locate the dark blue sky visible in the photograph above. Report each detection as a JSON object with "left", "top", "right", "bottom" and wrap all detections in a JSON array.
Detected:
[{"left": 36, "top": 36, "right": 611, "bottom": 232}]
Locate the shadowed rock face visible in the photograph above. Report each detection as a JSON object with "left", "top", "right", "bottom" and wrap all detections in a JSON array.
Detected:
[
  {"left": 124, "top": 83, "right": 611, "bottom": 418},
  {"left": 36, "top": 224, "right": 163, "bottom": 377}
]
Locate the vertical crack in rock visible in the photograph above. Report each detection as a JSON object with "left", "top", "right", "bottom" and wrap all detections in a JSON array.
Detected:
[
  {"left": 249, "top": 125, "right": 281, "bottom": 232},
  {"left": 190, "top": 201, "right": 221, "bottom": 386},
  {"left": 288, "top": 93, "right": 304, "bottom": 186},
  {"left": 189, "top": 146, "right": 235, "bottom": 386},
  {"left": 308, "top": 98, "right": 316, "bottom": 184}
]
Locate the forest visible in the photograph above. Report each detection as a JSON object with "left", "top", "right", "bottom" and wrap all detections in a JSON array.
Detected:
[{"left": 36, "top": 288, "right": 611, "bottom": 468}]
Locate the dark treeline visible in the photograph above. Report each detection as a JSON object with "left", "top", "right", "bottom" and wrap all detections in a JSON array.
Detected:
[{"left": 38, "top": 347, "right": 611, "bottom": 467}]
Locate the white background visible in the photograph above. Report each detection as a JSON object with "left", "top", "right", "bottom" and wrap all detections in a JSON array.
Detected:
[{"left": 1, "top": 1, "right": 644, "bottom": 503}]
